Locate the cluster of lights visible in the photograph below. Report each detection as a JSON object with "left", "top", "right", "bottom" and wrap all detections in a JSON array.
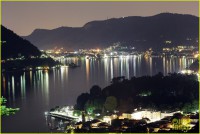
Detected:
[{"left": 180, "top": 69, "right": 194, "bottom": 75}]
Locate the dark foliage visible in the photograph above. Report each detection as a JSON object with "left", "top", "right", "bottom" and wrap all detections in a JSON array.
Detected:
[
  {"left": 89, "top": 85, "right": 102, "bottom": 99},
  {"left": 76, "top": 73, "right": 199, "bottom": 113},
  {"left": 76, "top": 93, "right": 90, "bottom": 110}
]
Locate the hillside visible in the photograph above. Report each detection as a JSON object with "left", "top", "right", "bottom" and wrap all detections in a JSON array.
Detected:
[
  {"left": 1, "top": 25, "right": 58, "bottom": 71},
  {"left": 24, "top": 13, "right": 198, "bottom": 51},
  {"left": 1, "top": 25, "right": 41, "bottom": 59}
]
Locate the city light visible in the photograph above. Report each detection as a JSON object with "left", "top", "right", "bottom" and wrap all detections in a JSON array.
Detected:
[{"left": 44, "top": 111, "right": 48, "bottom": 116}]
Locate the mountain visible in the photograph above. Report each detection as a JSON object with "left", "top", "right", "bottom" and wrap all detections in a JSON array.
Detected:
[
  {"left": 1, "top": 25, "right": 59, "bottom": 71},
  {"left": 1, "top": 25, "right": 41, "bottom": 59},
  {"left": 24, "top": 13, "right": 199, "bottom": 51}
]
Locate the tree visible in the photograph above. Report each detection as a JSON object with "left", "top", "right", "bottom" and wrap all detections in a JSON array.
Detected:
[
  {"left": 104, "top": 96, "right": 117, "bottom": 112},
  {"left": 84, "top": 100, "right": 95, "bottom": 115},
  {"left": 0, "top": 97, "right": 19, "bottom": 116},
  {"left": 76, "top": 93, "right": 90, "bottom": 110},
  {"left": 182, "top": 103, "right": 192, "bottom": 113},
  {"left": 89, "top": 85, "right": 101, "bottom": 98},
  {"left": 111, "top": 76, "right": 125, "bottom": 84},
  {"left": 147, "top": 101, "right": 157, "bottom": 111},
  {"left": 191, "top": 100, "right": 199, "bottom": 112},
  {"left": 84, "top": 98, "right": 105, "bottom": 115},
  {"left": 73, "top": 110, "right": 81, "bottom": 116}
]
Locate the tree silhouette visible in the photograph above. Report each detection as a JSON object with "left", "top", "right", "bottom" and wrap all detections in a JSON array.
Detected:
[
  {"left": 89, "top": 85, "right": 101, "bottom": 98},
  {"left": 104, "top": 96, "right": 117, "bottom": 112},
  {"left": 76, "top": 93, "right": 90, "bottom": 110}
]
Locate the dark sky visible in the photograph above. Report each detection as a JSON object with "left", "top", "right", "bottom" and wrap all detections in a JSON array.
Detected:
[{"left": 2, "top": 2, "right": 199, "bottom": 36}]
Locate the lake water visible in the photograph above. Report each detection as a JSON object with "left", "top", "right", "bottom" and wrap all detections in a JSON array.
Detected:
[{"left": 1, "top": 56, "right": 195, "bottom": 132}]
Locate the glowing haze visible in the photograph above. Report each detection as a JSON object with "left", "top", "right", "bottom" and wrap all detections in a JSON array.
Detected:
[{"left": 2, "top": 2, "right": 198, "bottom": 36}]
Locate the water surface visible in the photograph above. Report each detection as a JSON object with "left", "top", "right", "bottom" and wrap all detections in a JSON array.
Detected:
[{"left": 1, "top": 56, "right": 194, "bottom": 132}]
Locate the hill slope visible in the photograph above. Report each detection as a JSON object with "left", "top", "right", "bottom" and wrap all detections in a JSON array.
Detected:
[
  {"left": 2, "top": 25, "right": 41, "bottom": 59},
  {"left": 1, "top": 25, "right": 58, "bottom": 71}
]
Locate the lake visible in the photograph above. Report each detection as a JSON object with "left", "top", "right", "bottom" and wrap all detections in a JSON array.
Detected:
[{"left": 1, "top": 56, "right": 195, "bottom": 132}]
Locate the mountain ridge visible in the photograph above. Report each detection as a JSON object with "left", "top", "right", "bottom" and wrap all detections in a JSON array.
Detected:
[{"left": 24, "top": 13, "right": 199, "bottom": 51}]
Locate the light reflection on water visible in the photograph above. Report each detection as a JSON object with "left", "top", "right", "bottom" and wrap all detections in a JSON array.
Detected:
[
  {"left": 20, "top": 73, "right": 26, "bottom": 99},
  {"left": 11, "top": 76, "right": 15, "bottom": 100},
  {"left": 2, "top": 56, "right": 194, "bottom": 103},
  {"left": 1, "top": 56, "right": 195, "bottom": 132},
  {"left": 85, "top": 59, "right": 90, "bottom": 87}
]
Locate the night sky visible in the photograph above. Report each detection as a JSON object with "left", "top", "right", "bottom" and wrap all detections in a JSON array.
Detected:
[{"left": 2, "top": 2, "right": 199, "bottom": 36}]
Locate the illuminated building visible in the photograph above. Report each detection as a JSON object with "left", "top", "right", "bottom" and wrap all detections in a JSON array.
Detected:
[{"left": 131, "top": 110, "right": 182, "bottom": 122}]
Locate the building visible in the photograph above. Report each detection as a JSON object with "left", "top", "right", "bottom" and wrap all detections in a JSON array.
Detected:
[{"left": 131, "top": 110, "right": 181, "bottom": 122}]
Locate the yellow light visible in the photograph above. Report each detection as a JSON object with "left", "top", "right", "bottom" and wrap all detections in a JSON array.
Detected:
[
  {"left": 194, "top": 54, "right": 199, "bottom": 58},
  {"left": 103, "top": 116, "right": 111, "bottom": 124},
  {"left": 55, "top": 51, "right": 60, "bottom": 54}
]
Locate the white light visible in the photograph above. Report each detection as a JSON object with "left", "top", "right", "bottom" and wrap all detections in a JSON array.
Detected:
[
  {"left": 44, "top": 111, "right": 48, "bottom": 116},
  {"left": 103, "top": 116, "right": 111, "bottom": 124},
  {"left": 104, "top": 54, "right": 107, "bottom": 58},
  {"left": 131, "top": 111, "right": 142, "bottom": 120},
  {"left": 95, "top": 113, "right": 100, "bottom": 116},
  {"left": 180, "top": 69, "right": 194, "bottom": 74}
]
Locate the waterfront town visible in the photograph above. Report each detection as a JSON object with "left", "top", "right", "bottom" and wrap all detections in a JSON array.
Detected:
[
  {"left": 3, "top": 42, "right": 198, "bottom": 63},
  {"left": 45, "top": 105, "right": 199, "bottom": 133},
  {"left": 44, "top": 43, "right": 199, "bottom": 60},
  {"left": 2, "top": 43, "right": 199, "bottom": 73}
]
